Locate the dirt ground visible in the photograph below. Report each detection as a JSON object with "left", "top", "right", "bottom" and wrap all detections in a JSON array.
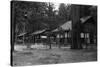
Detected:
[{"left": 12, "top": 45, "right": 97, "bottom": 66}]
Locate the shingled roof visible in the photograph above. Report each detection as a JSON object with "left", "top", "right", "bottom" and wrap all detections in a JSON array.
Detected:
[{"left": 52, "top": 16, "right": 94, "bottom": 32}]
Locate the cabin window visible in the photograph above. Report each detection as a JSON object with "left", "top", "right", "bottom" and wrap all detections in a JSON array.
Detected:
[
  {"left": 86, "top": 33, "right": 89, "bottom": 38},
  {"left": 41, "top": 36, "right": 47, "bottom": 38},
  {"left": 80, "top": 33, "right": 84, "bottom": 38},
  {"left": 57, "top": 34, "right": 60, "bottom": 38},
  {"left": 65, "top": 33, "right": 68, "bottom": 38},
  {"left": 61, "top": 35, "right": 63, "bottom": 38}
]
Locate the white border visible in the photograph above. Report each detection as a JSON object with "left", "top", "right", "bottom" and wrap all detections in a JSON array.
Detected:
[{"left": 0, "top": 0, "right": 99, "bottom": 67}]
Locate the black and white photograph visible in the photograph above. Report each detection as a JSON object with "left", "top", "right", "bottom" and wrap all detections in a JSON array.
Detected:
[{"left": 11, "top": 0, "right": 97, "bottom": 66}]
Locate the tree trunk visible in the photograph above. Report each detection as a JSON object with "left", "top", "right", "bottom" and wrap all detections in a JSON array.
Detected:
[
  {"left": 59, "top": 34, "right": 61, "bottom": 48},
  {"left": 71, "top": 5, "right": 82, "bottom": 49},
  {"left": 49, "top": 37, "right": 52, "bottom": 49},
  {"left": 47, "top": 35, "right": 52, "bottom": 49}
]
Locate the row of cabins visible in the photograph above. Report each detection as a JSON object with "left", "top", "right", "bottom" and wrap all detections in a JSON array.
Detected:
[{"left": 16, "top": 16, "right": 97, "bottom": 46}]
